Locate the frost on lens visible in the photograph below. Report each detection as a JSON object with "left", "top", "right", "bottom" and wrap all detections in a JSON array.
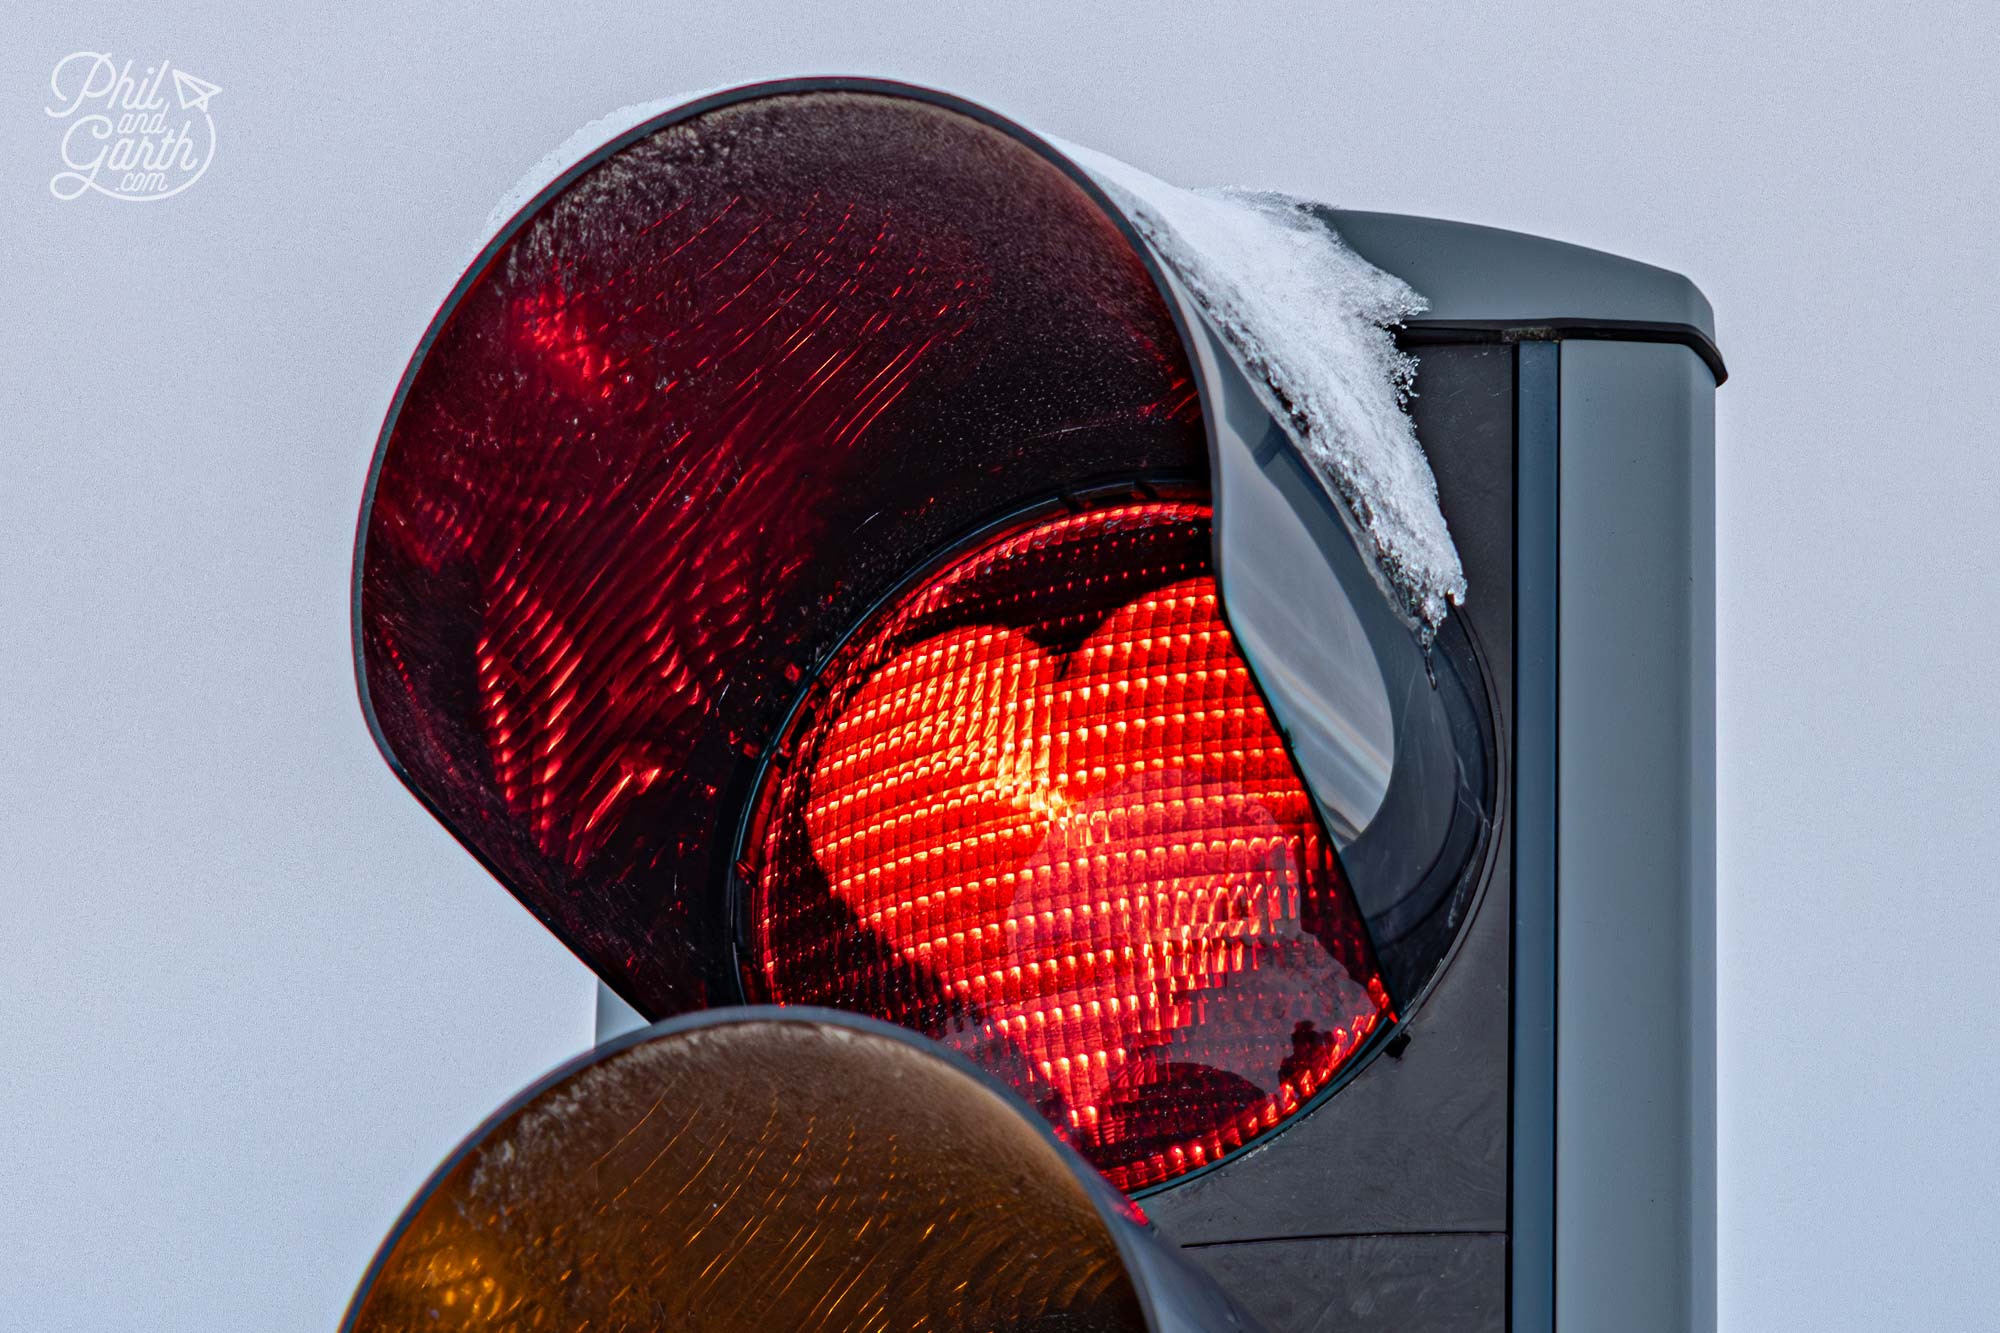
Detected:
[
  {"left": 1055, "top": 140, "right": 1465, "bottom": 634},
  {"left": 478, "top": 89, "right": 732, "bottom": 244}
]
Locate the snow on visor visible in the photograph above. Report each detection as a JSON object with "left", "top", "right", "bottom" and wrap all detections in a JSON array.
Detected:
[
  {"left": 1054, "top": 142, "right": 1464, "bottom": 633},
  {"left": 357, "top": 81, "right": 1494, "bottom": 1190}
]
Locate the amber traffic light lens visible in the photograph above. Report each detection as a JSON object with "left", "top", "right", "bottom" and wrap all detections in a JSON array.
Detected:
[
  {"left": 744, "top": 501, "right": 1393, "bottom": 1192},
  {"left": 347, "top": 1016, "right": 1149, "bottom": 1332}
]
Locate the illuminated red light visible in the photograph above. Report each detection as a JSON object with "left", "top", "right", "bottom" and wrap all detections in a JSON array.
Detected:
[{"left": 748, "top": 500, "right": 1392, "bottom": 1190}]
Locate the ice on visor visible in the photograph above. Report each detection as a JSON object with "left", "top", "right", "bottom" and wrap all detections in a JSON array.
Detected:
[{"left": 1052, "top": 139, "right": 1464, "bottom": 633}]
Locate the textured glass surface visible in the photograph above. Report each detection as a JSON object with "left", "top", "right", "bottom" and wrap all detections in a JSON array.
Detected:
[
  {"left": 746, "top": 502, "right": 1392, "bottom": 1191},
  {"left": 347, "top": 1018, "right": 1147, "bottom": 1331},
  {"left": 358, "top": 90, "right": 1204, "bottom": 1016}
]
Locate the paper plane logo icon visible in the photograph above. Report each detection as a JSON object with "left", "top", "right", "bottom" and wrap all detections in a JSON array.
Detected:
[
  {"left": 171, "top": 68, "right": 221, "bottom": 113},
  {"left": 45, "top": 51, "right": 221, "bottom": 201}
]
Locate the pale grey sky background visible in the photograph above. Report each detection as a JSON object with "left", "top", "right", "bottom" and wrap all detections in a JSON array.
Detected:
[{"left": 4, "top": 3, "right": 1996, "bottom": 1329}]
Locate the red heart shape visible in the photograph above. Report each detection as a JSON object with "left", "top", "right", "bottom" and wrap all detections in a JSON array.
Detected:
[{"left": 782, "top": 563, "right": 1389, "bottom": 1183}]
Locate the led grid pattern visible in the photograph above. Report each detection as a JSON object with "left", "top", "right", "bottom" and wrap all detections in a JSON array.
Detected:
[{"left": 749, "top": 502, "right": 1392, "bottom": 1190}]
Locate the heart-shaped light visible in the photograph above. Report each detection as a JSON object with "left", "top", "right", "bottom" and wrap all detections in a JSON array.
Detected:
[{"left": 749, "top": 502, "right": 1391, "bottom": 1190}]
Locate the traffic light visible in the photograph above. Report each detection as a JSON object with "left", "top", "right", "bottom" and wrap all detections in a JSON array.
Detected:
[{"left": 355, "top": 78, "right": 1718, "bottom": 1330}]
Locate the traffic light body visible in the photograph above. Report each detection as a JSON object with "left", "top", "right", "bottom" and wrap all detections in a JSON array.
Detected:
[{"left": 359, "top": 79, "right": 1717, "bottom": 1332}]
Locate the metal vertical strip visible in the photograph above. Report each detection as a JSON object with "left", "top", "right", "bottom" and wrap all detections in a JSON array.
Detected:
[{"left": 1511, "top": 340, "right": 1560, "bottom": 1330}]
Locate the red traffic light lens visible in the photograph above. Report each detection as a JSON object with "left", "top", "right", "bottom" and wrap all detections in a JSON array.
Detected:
[
  {"left": 357, "top": 89, "right": 1207, "bottom": 1018},
  {"left": 745, "top": 499, "right": 1392, "bottom": 1191}
]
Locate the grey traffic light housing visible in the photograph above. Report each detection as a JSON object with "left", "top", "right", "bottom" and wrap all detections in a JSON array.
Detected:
[{"left": 1336, "top": 211, "right": 1718, "bottom": 1333}]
